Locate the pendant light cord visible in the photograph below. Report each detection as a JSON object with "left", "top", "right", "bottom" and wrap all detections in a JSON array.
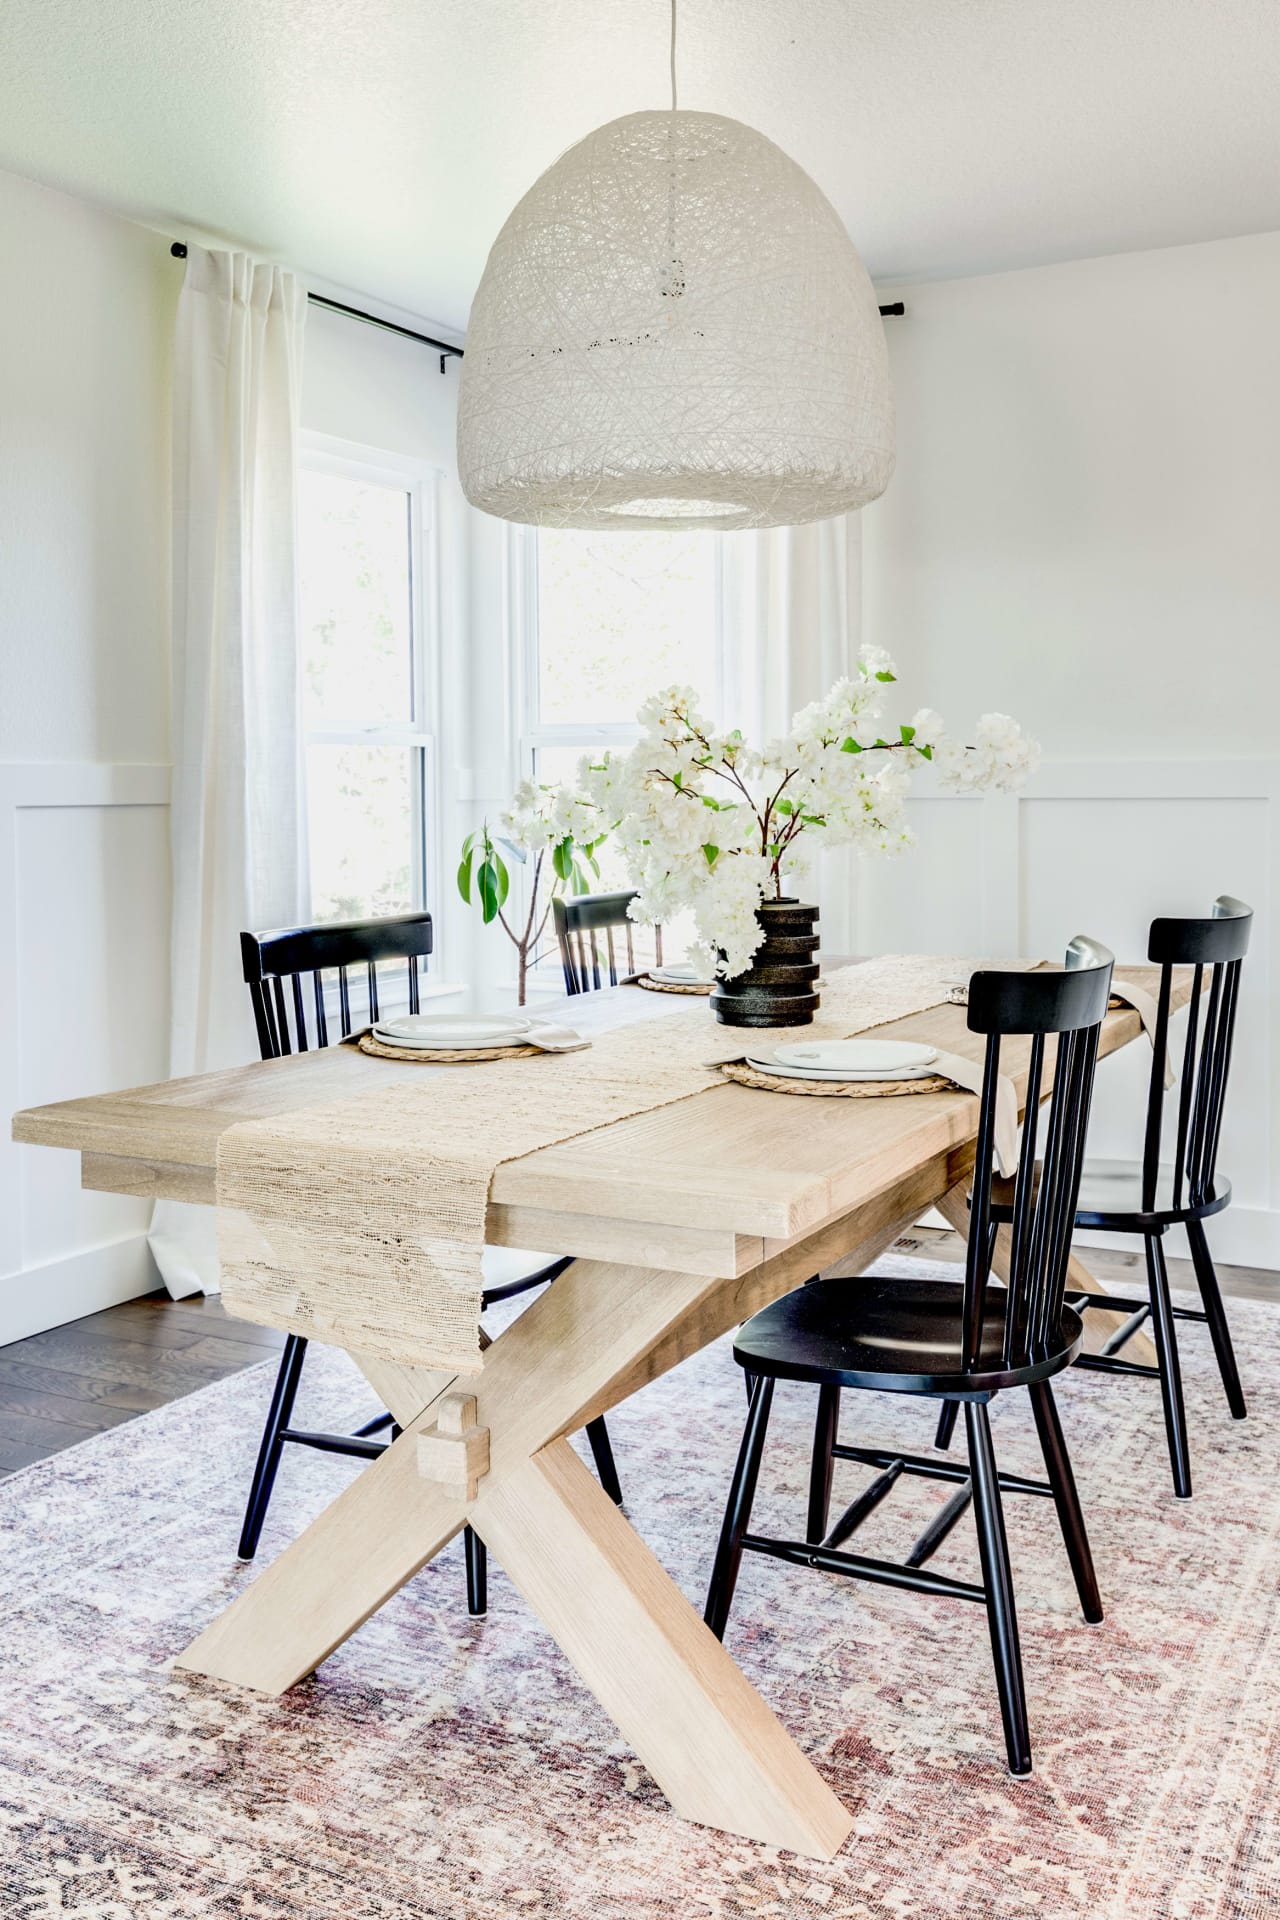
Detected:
[{"left": 670, "top": 0, "right": 678, "bottom": 110}]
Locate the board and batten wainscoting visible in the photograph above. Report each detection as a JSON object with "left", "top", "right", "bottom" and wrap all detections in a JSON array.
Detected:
[
  {"left": 851, "top": 758, "right": 1279, "bottom": 1272},
  {"left": 0, "top": 761, "right": 171, "bottom": 1344}
]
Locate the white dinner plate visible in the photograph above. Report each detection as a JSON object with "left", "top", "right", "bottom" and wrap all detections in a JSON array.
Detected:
[
  {"left": 771, "top": 1039, "right": 938, "bottom": 1074},
  {"left": 651, "top": 964, "right": 712, "bottom": 984},
  {"left": 373, "top": 1014, "right": 532, "bottom": 1050},
  {"left": 745, "top": 1053, "right": 941, "bottom": 1083}
]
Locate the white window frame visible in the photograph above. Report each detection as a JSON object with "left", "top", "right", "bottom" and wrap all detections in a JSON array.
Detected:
[{"left": 299, "top": 431, "right": 445, "bottom": 971}]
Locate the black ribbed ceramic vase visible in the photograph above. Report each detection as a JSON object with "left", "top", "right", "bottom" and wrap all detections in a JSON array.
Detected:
[{"left": 710, "top": 898, "right": 820, "bottom": 1028}]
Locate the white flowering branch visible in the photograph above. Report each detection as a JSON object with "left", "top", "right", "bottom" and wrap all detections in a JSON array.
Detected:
[{"left": 577, "top": 646, "right": 1039, "bottom": 978}]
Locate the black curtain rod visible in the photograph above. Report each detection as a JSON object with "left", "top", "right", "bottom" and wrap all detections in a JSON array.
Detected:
[
  {"left": 170, "top": 242, "right": 463, "bottom": 371},
  {"left": 170, "top": 241, "right": 904, "bottom": 374}
]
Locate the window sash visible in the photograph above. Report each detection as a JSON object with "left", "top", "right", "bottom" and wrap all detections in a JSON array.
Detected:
[
  {"left": 512, "top": 524, "right": 727, "bottom": 763},
  {"left": 299, "top": 432, "right": 443, "bottom": 933}
]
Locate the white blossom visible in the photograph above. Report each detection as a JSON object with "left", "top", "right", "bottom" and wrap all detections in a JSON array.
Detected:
[
  {"left": 575, "top": 651, "right": 1038, "bottom": 975},
  {"left": 909, "top": 707, "right": 946, "bottom": 750}
]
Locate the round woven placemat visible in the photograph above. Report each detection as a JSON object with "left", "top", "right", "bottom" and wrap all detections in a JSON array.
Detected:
[
  {"left": 357, "top": 1033, "right": 541, "bottom": 1064},
  {"left": 635, "top": 973, "right": 713, "bottom": 995},
  {"left": 719, "top": 1061, "right": 953, "bottom": 1098}
]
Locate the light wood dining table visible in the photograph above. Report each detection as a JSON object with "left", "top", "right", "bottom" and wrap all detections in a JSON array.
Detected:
[{"left": 11, "top": 960, "right": 1183, "bottom": 1861}]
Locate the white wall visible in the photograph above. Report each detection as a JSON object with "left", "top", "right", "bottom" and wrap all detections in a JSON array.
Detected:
[
  {"left": 0, "top": 168, "right": 176, "bottom": 1339},
  {"left": 861, "top": 229, "right": 1280, "bottom": 1267}
]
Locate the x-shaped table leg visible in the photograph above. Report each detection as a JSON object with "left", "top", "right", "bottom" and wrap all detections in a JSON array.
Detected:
[{"left": 176, "top": 1209, "right": 915, "bottom": 1857}]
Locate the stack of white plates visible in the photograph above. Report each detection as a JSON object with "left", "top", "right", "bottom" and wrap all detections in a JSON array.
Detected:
[
  {"left": 744, "top": 1039, "right": 939, "bottom": 1082},
  {"left": 371, "top": 1014, "right": 533, "bottom": 1051},
  {"left": 650, "top": 963, "right": 715, "bottom": 986}
]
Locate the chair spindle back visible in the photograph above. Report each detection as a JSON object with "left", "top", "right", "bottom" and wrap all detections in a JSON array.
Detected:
[
  {"left": 1140, "top": 895, "right": 1251, "bottom": 1213},
  {"left": 240, "top": 913, "right": 434, "bottom": 1061},
  {"left": 553, "top": 891, "right": 663, "bottom": 995},
  {"left": 966, "top": 937, "right": 1115, "bottom": 1367}
]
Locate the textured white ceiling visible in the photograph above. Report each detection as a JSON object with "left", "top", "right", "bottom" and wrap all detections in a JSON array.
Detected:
[{"left": 1, "top": 0, "right": 1277, "bottom": 332}]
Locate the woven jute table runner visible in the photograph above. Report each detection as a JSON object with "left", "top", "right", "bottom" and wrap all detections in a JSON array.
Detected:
[{"left": 216, "top": 956, "right": 1008, "bottom": 1370}]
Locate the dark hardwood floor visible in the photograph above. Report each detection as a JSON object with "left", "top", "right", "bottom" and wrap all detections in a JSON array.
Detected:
[
  {"left": 0, "top": 1292, "right": 284, "bottom": 1476},
  {"left": 0, "top": 1238, "right": 1273, "bottom": 1479}
]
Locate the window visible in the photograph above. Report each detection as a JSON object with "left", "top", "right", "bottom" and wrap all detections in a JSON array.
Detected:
[
  {"left": 299, "top": 442, "right": 438, "bottom": 929},
  {"left": 517, "top": 526, "right": 723, "bottom": 968}
]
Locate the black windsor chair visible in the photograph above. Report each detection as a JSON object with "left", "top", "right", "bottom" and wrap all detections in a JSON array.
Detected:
[
  {"left": 704, "top": 937, "right": 1115, "bottom": 1774},
  {"left": 553, "top": 890, "right": 662, "bottom": 992},
  {"left": 236, "top": 912, "right": 622, "bottom": 1617},
  {"left": 1050, "top": 896, "right": 1252, "bottom": 1498}
]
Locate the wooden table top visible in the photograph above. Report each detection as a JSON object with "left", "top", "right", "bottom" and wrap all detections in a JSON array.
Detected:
[{"left": 12, "top": 962, "right": 1187, "bottom": 1279}]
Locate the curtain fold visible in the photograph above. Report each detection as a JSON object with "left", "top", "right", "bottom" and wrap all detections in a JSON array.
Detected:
[
  {"left": 721, "top": 513, "right": 865, "bottom": 951},
  {"left": 149, "top": 247, "right": 308, "bottom": 1298}
]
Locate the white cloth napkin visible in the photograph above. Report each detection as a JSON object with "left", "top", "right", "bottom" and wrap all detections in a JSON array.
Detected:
[
  {"left": 1106, "top": 980, "right": 1176, "bottom": 1088},
  {"left": 930, "top": 1049, "right": 1020, "bottom": 1178},
  {"left": 519, "top": 1023, "right": 591, "bottom": 1053}
]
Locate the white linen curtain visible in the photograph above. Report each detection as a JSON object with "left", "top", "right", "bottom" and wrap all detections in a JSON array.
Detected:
[
  {"left": 148, "top": 247, "right": 309, "bottom": 1298},
  {"left": 721, "top": 513, "right": 865, "bottom": 952}
]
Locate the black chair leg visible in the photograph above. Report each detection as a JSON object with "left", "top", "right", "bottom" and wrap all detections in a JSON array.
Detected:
[
  {"left": 807, "top": 1384, "right": 839, "bottom": 1543},
  {"left": 464, "top": 1524, "right": 487, "bottom": 1616},
  {"left": 238, "top": 1334, "right": 308, "bottom": 1561},
  {"left": 1185, "top": 1218, "right": 1247, "bottom": 1420},
  {"left": 965, "top": 1398, "right": 1032, "bottom": 1776},
  {"left": 1029, "top": 1380, "right": 1102, "bottom": 1623},
  {"left": 934, "top": 1399, "right": 960, "bottom": 1451},
  {"left": 705, "top": 1374, "right": 775, "bottom": 1640},
  {"left": 585, "top": 1416, "right": 624, "bottom": 1506},
  {"left": 1145, "top": 1232, "right": 1193, "bottom": 1497}
]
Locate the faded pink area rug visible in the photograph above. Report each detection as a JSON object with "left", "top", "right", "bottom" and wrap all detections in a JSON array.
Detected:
[{"left": 0, "top": 1256, "right": 1276, "bottom": 1919}]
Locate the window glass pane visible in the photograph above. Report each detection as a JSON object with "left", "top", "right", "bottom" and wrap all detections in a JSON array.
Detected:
[
  {"left": 535, "top": 529, "right": 717, "bottom": 727},
  {"left": 300, "top": 469, "right": 413, "bottom": 730},
  {"left": 308, "top": 743, "right": 417, "bottom": 922}
]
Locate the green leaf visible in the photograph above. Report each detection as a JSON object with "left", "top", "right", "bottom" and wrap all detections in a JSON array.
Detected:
[
  {"left": 702, "top": 843, "right": 720, "bottom": 868},
  {"left": 775, "top": 798, "right": 795, "bottom": 815},
  {"left": 672, "top": 770, "right": 684, "bottom": 791},
  {"left": 918, "top": 742, "right": 933, "bottom": 760},
  {"left": 477, "top": 858, "right": 501, "bottom": 923},
  {"left": 767, "top": 841, "right": 781, "bottom": 859},
  {"left": 552, "top": 837, "right": 574, "bottom": 883},
  {"left": 456, "top": 848, "right": 474, "bottom": 905},
  {"left": 840, "top": 736, "right": 862, "bottom": 753},
  {"left": 875, "top": 669, "right": 896, "bottom": 682},
  {"left": 899, "top": 723, "right": 916, "bottom": 745}
]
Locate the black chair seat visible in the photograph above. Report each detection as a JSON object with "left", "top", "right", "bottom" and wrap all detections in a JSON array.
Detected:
[
  {"left": 1072, "top": 1158, "right": 1231, "bottom": 1230},
  {"left": 733, "top": 1277, "right": 1084, "bottom": 1397},
  {"left": 990, "top": 1159, "right": 1232, "bottom": 1232}
]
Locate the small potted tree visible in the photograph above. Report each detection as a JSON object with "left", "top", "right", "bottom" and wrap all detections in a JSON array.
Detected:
[{"left": 457, "top": 782, "right": 607, "bottom": 1006}]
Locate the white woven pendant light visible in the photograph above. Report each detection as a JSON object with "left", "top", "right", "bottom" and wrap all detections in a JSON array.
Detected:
[{"left": 457, "top": 13, "right": 894, "bottom": 531}]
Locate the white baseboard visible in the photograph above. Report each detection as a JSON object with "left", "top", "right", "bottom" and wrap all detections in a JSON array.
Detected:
[
  {"left": 1076, "top": 1208, "right": 1280, "bottom": 1278},
  {"left": 0, "top": 1234, "right": 160, "bottom": 1346},
  {"left": 917, "top": 1205, "right": 1280, "bottom": 1281}
]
